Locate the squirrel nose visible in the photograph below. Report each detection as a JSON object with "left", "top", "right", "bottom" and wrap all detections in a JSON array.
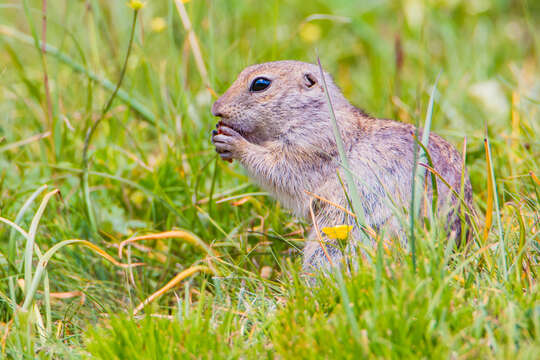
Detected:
[{"left": 211, "top": 98, "right": 225, "bottom": 118}]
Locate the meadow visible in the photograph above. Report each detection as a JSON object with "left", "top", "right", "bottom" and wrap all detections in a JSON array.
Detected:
[{"left": 0, "top": 0, "right": 539, "bottom": 358}]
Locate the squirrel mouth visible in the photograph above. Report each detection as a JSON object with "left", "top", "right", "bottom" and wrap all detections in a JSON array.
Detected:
[{"left": 217, "top": 120, "right": 248, "bottom": 138}]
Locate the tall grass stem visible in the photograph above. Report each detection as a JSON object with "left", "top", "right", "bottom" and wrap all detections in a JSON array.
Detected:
[
  {"left": 316, "top": 57, "right": 368, "bottom": 243},
  {"left": 81, "top": 9, "right": 139, "bottom": 234}
]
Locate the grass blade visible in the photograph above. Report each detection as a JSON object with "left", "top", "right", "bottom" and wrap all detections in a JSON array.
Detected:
[
  {"left": 0, "top": 132, "right": 50, "bottom": 154},
  {"left": 24, "top": 189, "right": 58, "bottom": 296},
  {"left": 22, "top": 239, "right": 144, "bottom": 311},
  {"left": 316, "top": 57, "right": 368, "bottom": 243},
  {"left": 174, "top": 0, "right": 211, "bottom": 89},
  {"left": 8, "top": 184, "right": 48, "bottom": 270},
  {"left": 530, "top": 171, "right": 540, "bottom": 186},
  {"left": 335, "top": 270, "right": 361, "bottom": 340},
  {"left": 133, "top": 265, "right": 213, "bottom": 315},
  {"left": 410, "top": 73, "right": 440, "bottom": 271},
  {"left": 412, "top": 133, "right": 439, "bottom": 223},
  {"left": 484, "top": 137, "right": 507, "bottom": 278},
  {"left": 483, "top": 140, "right": 494, "bottom": 245},
  {"left": 508, "top": 203, "right": 527, "bottom": 285},
  {"left": 118, "top": 230, "right": 219, "bottom": 259}
]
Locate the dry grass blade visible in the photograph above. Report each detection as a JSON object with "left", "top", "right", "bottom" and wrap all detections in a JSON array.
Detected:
[
  {"left": 118, "top": 230, "right": 218, "bottom": 259},
  {"left": 22, "top": 239, "right": 144, "bottom": 311},
  {"left": 419, "top": 163, "right": 482, "bottom": 241},
  {"left": 80, "top": 240, "right": 145, "bottom": 268},
  {"left": 309, "top": 200, "right": 333, "bottom": 266},
  {"left": 418, "top": 164, "right": 477, "bottom": 220},
  {"left": 305, "top": 190, "right": 355, "bottom": 218},
  {"left": 175, "top": 0, "right": 211, "bottom": 89},
  {"left": 304, "top": 190, "right": 377, "bottom": 238},
  {"left": 508, "top": 203, "right": 528, "bottom": 286},
  {"left": 133, "top": 265, "right": 213, "bottom": 315},
  {"left": 484, "top": 137, "right": 507, "bottom": 277},
  {"left": 1, "top": 319, "right": 13, "bottom": 353},
  {"left": 0, "top": 131, "right": 50, "bottom": 153},
  {"left": 530, "top": 171, "right": 540, "bottom": 186},
  {"left": 48, "top": 291, "right": 85, "bottom": 300}
]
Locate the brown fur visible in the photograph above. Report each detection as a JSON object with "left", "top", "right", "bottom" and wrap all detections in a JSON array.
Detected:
[{"left": 211, "top": 60, "right": 473, "bottom": 274}]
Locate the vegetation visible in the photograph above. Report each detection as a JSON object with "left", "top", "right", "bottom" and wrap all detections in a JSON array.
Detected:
[{"left": 0, "top": 0, "right": 538, "bottom": 358}]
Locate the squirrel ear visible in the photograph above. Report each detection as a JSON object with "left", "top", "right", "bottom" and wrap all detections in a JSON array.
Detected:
[{"left": 303, "top": 73, "right": 317, "bottom": 88}]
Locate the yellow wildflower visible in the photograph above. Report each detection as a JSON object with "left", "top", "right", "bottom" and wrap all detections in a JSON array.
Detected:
[
  {"left": 127, "top": 0, "right": 145, "bottom": 11},
  {"left": 151, "top": 17, "right": 167, "bottom": 32},
  {"left": 299, "top": 23, "right": 321, "bottom": 43},
  {"left": 321, "top": 224, "right": 353, "bottom": 240}
]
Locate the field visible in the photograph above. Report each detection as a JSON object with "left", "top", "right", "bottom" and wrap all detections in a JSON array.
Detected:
[{"left": 0, "top": 0, "right": 539, "bottom": 358}]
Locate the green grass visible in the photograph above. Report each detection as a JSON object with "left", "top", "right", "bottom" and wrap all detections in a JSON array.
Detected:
[{"left": 0, "top": 0, "right": 539, "bottom": 358}]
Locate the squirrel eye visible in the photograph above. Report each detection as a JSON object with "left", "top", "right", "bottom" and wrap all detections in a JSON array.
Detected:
[
  {"left": 304, "top": 73, "right": 317, "bottom": 88},
  {"left": 249, "top": 77, "right": 271, "bottom": 92}
]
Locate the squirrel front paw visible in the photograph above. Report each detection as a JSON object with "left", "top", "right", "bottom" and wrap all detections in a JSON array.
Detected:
[{"left": 211, "top": 125, "right": 247, "bottom": 162}]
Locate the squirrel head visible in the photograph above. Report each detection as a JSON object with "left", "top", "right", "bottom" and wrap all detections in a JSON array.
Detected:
[{"left": 212, "top": 60, "right": 347, "bottom": 144}]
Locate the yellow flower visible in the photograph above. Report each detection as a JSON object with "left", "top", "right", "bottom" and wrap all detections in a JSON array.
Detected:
[
  {"left": 127, "top": 0, "right": 145, "bottom": 11},
  {"left": 299, "top": 23, "right": 321, "bottom": 43},
  {"left": 453, "top": 275, "right": 465, "bottom": 286},
  {"left": 321, "top": 225, "right": 353, "bottom": 240},
  {"left": 151, "top": 17, "right": 167, "bottom": 32}
]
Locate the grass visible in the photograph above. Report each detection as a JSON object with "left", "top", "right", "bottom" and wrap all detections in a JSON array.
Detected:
[{"left": 0, "top": 0, "right": 539, "bottom": 358}]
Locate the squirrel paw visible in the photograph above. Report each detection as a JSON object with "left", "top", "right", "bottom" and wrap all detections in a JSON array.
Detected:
[{"left": 211, "top": 125, "right": 246, "bottom": 162}]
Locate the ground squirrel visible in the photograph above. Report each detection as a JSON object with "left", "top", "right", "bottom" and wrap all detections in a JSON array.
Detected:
[{"left": 211, "top": 60, "right": 473, "bottom": 274}]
